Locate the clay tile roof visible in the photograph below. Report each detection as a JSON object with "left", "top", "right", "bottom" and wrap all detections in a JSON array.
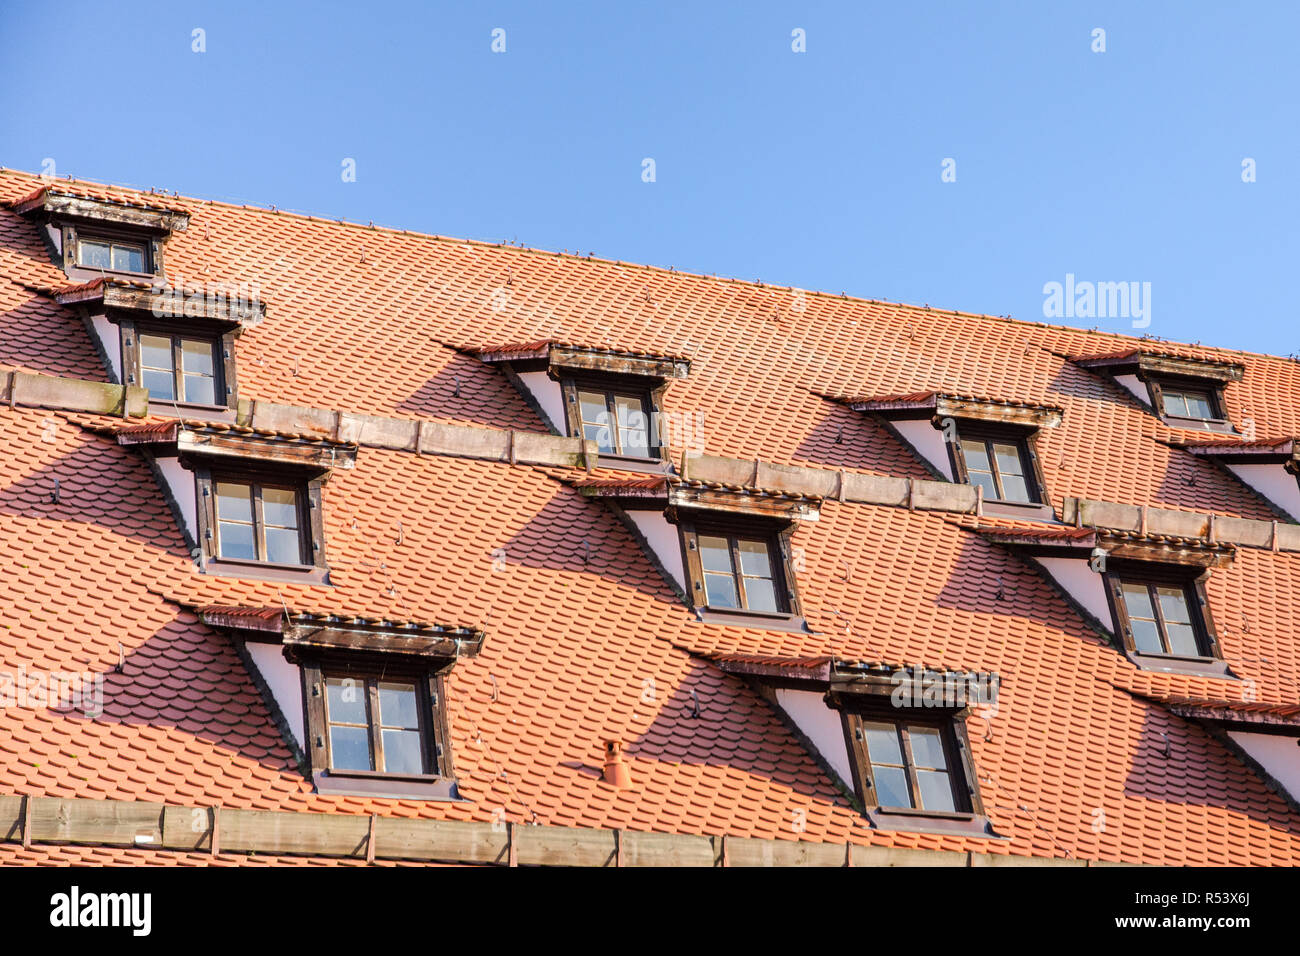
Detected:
[
  {"left": 7, "top": 168, "right": 1300, "bottom": 866},
  {"left": 105, "top": 417, "right": 359, "bottom": 449}
]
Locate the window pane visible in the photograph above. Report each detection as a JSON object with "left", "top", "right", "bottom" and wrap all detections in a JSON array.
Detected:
[
  {"left": 112, "top": 243, "right": 145, "bottom": 272},
  {"left": 703, "top": 571, "right": 739, "bottom": 608},
  {"left": 79, "top": 240, "right": 111, "bottom": 268},
  {"left": 263, "top": 526, "right": 302, "bottom": 565},
  {"left": 141, "top": 368, "right": 175, "bottom": 401},
  {"left": 960, "top": 439, "right": 990, "bottom": 473},
  {"left": 182, "top": 373, "right": 216, "bottom": 405},
  {"left": 182, "top": 339, "right": 215, "bottom": 375},
  {"left": 1130, "top": 617, "right": 1163, "bottom": 654},
  {"left": 872, "top": 766, "right": 913, "bottom": 809},
  {"left": 326, "top": 677, "right": 367, "bottom": 724},
  {"left": 215, "top": 482, "right": 253, "bottom": 522},
  {"left": 1164, "top": 623, "right": 1200, "bottom": 657},
  {"left": 381, "top": 729, "right": 425, "bottom": 774},
  {"left": 140, "top": 334, "right": 173, "bottom": 371},
  {"left": 908, "top": 727, "right": 949, "bottom": 770},
  {"left": 329, "top": 726, "right": 372, "bottom": 771},
  {"left": 578, "top": 391, "right": 614, "bottom": 453},
  {"left": 992, "top": 443, "right": 1025, "bottom": 477},
  {"left": 217, "top": 521, "right": 256, "bottom": 560},
  {"left": 1184, "top": 393, "right": 1214, "bottom": 419},
  {"left": 261, "top": 487, "right": 299, "bottom": 529},
  {"left": 1121, "top": 583, "right": 1155, "bottom": 621},
  {"left": 743, "top": 576, "right": 779, "bottom": 613},
  {"left": 916, "top": 769, "right": 956, "bottom": 812},
  {"left": 1156, "top": 587, "right": 1191, "bottom": 624},
  {"left": 737, "top": 539, "right": 772, "bottom": 577},
  {"left": 378, "top": 683, "right": 419, "bottom": 729},
  {"left": 698, "top": 535, "right": 733, "bottom": 573},
  {"left": 216, "top": 481, "right": 255, "bottom": 560},
  {"left": 998, "top": 473, "right": 1031, "bottom": 503},
  {"left": 614, "top": 394, "right": 648, "bottom": 456},
  {"left": 968, "top": 470, "right": 997, "bottom": 499},
  {"left": 862, "top": 721, "right": 903, "bottom": 766},
  {"left": 1162, "top": 391, "right": 1187, "bottom": 416}
]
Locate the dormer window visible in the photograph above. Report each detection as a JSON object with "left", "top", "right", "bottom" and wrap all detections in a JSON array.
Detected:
[
  {"left": 139, "top": 330, "right": 222, "bottom": 405},
  {"left": 577, "top": 384, "right": 651, "bottom": 457},
  {"left": 9, "top": 186, "right": 188, "bottom": 280},
  {"left": 110, "top": 421, "right": 356, "bottom": 584},
  {"left": 213, "top": 477, "right": 308, "bottom": 566},
  {"left": 198, "top": 605, "right": 482, "bottom": 800},
  {"left": 474, "top": 341, "right": 690, "bottom": 470},
  {"left": 953, "top": 426, "right": 1040, "bottom": 505},
  {"left": 1160, "top": 384, "right": 1217, "bottom": 422},
  {"left": 572, "top": 474, "right": 819, "bottom": 631},
  {"left": 843, "top": 392, "right": 1061, "bottom": 518},
  {"left": 693, "top": 524, "right": 788, "bottom": 613},
  {"left": 1070, "top": 349, "right": 1244, "bottom": 433},
  {"left": 978, "top": 521, "right": 1233, "bottom": 677},
  {"left": 77, "top": 235, "right": 149, "bottom": 274},
  {"left": 1180, "top": 437, "right": 1300, "bottom": 522},
  {"left": 1104, "top": 562, "right": 1219, "bottom": 662},
  {"left": 54, "top": 279, "right": 261, "bottom": 415}
]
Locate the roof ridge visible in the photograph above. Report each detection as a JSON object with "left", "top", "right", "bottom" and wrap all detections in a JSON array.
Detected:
[{"left": 2, "top": 167, "right": 1294, "bottom": 367}]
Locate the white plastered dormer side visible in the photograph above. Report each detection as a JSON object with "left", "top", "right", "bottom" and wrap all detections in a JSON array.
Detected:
[
  {"left": 1113, "top": 373, "right": 1152, "bottom": 407},
  {"left": 1224, "top": 463, "right": 1300, "bottom": 522},
  {"left": 1228, "top": 731, "right": 1300, "bottom": 804},
  {"left": 87, "top": 312, "right": 121, "bottom": 382},
  {"left": 242, "top": 643, "right": 305, "bottom": 750},
  {"left": 891, "top": 418, "right": 954, "bottom": 480},
  {"left": 1032, "top": 557, "right": 1114, "bottom": 630},
  {"left": 623, "top": 508, "right": 686, "bottom": 592},
  {"left": 513, "top": 369, "right": 566, "bottom": 433},
  {"left": 772, "top": 688, "right": 854, "bottom": 787},
  {"left": 151, "top": 455, "right": 197, "bottom": 544}
]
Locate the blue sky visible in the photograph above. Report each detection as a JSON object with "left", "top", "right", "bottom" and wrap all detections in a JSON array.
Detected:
[{"left": 2, "top": 1, "right": 1295, "bottom": 355}]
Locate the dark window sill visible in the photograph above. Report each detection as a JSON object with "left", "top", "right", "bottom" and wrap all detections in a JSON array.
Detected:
[
  {"left": 312, "top": 769, "right": 461, "bottom": 801},
  {"left": 1161, "top": 415, "right": 1235, "bottom": 434},
  {"left": 866, "top": 807, "right": 1003, "bottom": 839},
  {"left": 1126, "top": 650, "right": 1235, "bottom": 679},
  {"left": 595, "top": 452, "right": 670, "bottom": 473},
  {"left": 694, "top": 606, "right": 810, "bottom": 633},
  {"left": 147, "top": 400, "right": 236, "bottom": 422},
  {"left": 205, "top": 558, "right": 329, "bottom": 585},
  {"left": 981, "top": 500, "right": 1055, "bottom": 521}
]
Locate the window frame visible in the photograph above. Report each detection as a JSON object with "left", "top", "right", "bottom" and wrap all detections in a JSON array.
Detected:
[
  {"left": 298, "top": 653, "right": 458, "bottom": 799},
  {"left": 676, "top": 513, "right": 804, "bottom": 627},
  {"left": 118, "top": 317, "right": 239, "bottom": 412},
  {"left": 1143, "top": 374, "right": 1232, "bottom": 432},
  {"left": 193, "top": 463, "right": 328, "bottom": 583},
  {"left": 946, "top": 421, "right": 1046, "bottom": 506},
  {"left": 321, "top": 673, "right": 433, "bottom": 776},
  {"left": 558, "top": 372, "right": 667, "bottom": 465},
  {"left": 1102, "top": 561, "right": 1222, "bottom": 664},
  {"left": 836, "top": 700, "right": 991, "bottom": 836},
  {"left": 134, "top": 327, "right": 225, "bottom": 408},
  {"left": 61, "top": 222, "right": 161, "bottom": 278}
]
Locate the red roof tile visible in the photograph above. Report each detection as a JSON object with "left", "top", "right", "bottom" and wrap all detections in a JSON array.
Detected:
[{"left": 2, "top": 168, "right": 1300, "bottom": 865}]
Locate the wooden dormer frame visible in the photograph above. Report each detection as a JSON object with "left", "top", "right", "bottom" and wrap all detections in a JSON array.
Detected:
[
  {"left": 199, "top": 607, "right": 482, "bottom": 800},
  {"left": 55, "top": 279, "right": 265, "bottom": 416},
  {"left": 1071, "top": 350, "right": 1244, "bottom": 433},
  {"left": 12, "top": 188, "right": 189, "bottom": 280},
  {"left": 477, "top": 342, "right": 690, "bottom": 469},
  {"left": 846, "top": 392, "right": 1062, "bottom": 519}
]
